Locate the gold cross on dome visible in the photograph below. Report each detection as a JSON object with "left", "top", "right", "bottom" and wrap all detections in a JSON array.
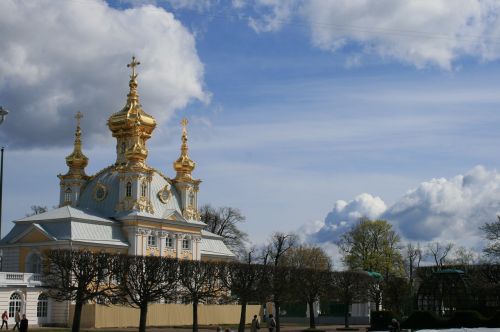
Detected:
[
  {"left": 181, "top": 118, "right": 188, "bottom": 128},
  {"left": 75, "top": 111, "right": 83, "bottom": 127},
  {"left": 127, "top": 56, "right": 141, "bottom": 77}
]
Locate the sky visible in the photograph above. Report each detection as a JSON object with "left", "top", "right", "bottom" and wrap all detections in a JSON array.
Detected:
[{"left": 2, "top": 0, "right": 500, "bottom": 263}]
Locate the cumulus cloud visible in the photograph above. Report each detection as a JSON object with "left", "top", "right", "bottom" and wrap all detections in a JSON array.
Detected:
[
  {"left": 309, "top": 193, "right": 387, "bottom": 243},
  {"left": 243, "top": 0, "right": 500, "bottom": 69},
  {"left": 307, "top": 166, "right": 500, "bottom": 251},
  {"left": 0, "top": 0, "right": 208, "bottom": 148}
]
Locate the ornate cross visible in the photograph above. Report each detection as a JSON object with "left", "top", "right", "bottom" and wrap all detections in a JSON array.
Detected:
[
  {"left": 75, "top": 111, "right": 83, "bottom": 127},
  {"left": 127, "top": 56, "right": 141, "bottom": 77},
  {"left": 181, "top": 118, "right": 189, "bottom": 128}
]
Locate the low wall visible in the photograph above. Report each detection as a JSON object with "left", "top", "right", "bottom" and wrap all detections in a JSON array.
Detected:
[{"left": 69, "top": 304, "right": 262, "bottom": 328}]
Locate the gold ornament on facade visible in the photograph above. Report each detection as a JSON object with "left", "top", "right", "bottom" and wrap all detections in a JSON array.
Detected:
[
  {"left": 58, "top": 111, "right": 89, "bottom": 180},
  {"left": 108, "top": 57, "right": 156, "bottom": 167},
  {"left": 93, "top": 182, "right": 108, "bottom": 201},
  {"left": 157, "top": 184, "right": 172, "bottom": 204}
]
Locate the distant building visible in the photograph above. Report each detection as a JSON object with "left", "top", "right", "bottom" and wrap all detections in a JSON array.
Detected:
[{"left": 0, "top": 58, "right": 234, "bottom": 326}]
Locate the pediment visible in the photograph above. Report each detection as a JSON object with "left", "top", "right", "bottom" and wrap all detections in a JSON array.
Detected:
[{"left": 12, "top": 225, "right": 55, "bottom": 244}]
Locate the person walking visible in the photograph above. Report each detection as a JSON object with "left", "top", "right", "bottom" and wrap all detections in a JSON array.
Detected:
[
  {"left": 12, "top": 310, "right": 20, "bottom": 331},
  {"left": 18, "top": 315, "right": 27, "bottom": 332},
  {"left": 251, "top": 315, "right": 260, "bottom": 332},
  {"left": 1, "top": 311, "right": 8, "bottom": 330},
  {"left": 267, "top": 314, "right": 276, "bottom": 332}
]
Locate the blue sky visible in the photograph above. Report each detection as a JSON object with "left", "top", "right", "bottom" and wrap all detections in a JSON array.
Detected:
[{"left": 2, "top": 0, "right": 500, "bottom": 260}]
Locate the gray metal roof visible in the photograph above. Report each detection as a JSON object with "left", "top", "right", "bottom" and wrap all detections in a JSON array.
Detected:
[
  {"left": 200, "top": 237, "right": 235, "bottom": 257},
  {"left": 18, "top": 205, "right": 112, "bottom": 223},
  {"left": 78, "top": 168, "right": 183, "bottom": 220}
]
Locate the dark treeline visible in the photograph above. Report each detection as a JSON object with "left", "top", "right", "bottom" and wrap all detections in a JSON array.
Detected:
[{"left": 42, "top": 247, "right": 381, "bottom": 332}]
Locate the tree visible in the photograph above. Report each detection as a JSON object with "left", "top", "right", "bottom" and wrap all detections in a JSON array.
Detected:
[
  {"left": 178, "top": 260, "right": 225, "bottom": 332},
  {"left": 114, "top": 255, "right": 179, "bottom": 332},
  {"left": 199, "top": 204, "right": 248, "bottom": 255},
  {"left": 481, "top": 216, "right": 500, "bottom": 260},
  {"left": 452, "top": 246, "right": 478, "bottom": 265},
  {"left": 43, "top": 250, "right": 116, "bottom": 332},
  {"left": 426, "top": 242, "right": 454, "bottom": 267},
  {"left": 338, "top": 218, "right": 404, "bottom": 277},
  {"left": 283, "top": 246, "right": 331, "bottom": 329},
  {"left": 26, "top": 205, "right": 47, "bottom": 217},
  {"left": 221, "top": 252, "right": 268, "bottom": 332},
  {"left": 403, "top": 242, "right": 422, "bottom": 292},
  {"left": 330, "top": 271, "right": 371, "bottom": 328},
  {"left": 262, "top": 232, "right": 297, "bottom": 332}
]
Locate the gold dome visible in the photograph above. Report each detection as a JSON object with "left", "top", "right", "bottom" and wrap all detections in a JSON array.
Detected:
[
  {"left": 173, "top": 118, "right": 196, "bottom": 181},
  {"left": 60, "top": 112, "right": 89, "bottom": 179},
  {"left": 108, "top": 57, "right": 156, "bottom": 168}
]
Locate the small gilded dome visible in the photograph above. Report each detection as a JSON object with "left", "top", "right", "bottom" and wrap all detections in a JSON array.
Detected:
[{"left": 173, "top": 118, "right": 196, "bottom": 181}]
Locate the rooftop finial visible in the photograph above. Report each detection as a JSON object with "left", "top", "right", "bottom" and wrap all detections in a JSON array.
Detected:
[
  {"left": 174, "top": 118, "right": 196, "bottom": 181},
  {"left": 61, "top": 111, "right": 88, "bottom": 178},
  {"left": 127, "top": 56, "right": 141, "bottom": 78}
]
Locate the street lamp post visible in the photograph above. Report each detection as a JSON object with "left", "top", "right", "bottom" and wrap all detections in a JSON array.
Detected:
[{"left": 0, "top": 106, "right": 9, "bottom": 240}]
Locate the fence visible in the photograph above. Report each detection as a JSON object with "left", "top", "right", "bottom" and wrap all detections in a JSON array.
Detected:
[{"left": 69, "top": 303, "right": 262, "bottom": 328}]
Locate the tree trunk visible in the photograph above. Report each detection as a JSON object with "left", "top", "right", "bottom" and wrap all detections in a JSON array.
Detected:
[
  {"left": 308, "top": 300, "right": 316, "bottom": 329},
  {"left": 344, "top": 302, "right": 350, "bottom": 328},
  {"left": 274, "top": 301, "right": 280, "bottom": 332},
  {"left": 192, "top": 300, "right": 199, "bottom": 332},
  {"left": 139, "top": 303, "right": 148, "bottom": 332},
  {"left": 72, "top": 300, "right": 84, "bottom": 332},
  {"left": 238, "top": 300, "right": 247, "bottom": 332}
]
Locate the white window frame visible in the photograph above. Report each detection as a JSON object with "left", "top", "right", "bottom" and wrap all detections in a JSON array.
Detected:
[
  {"left": 64, "top": 188, "right": 72, "bottom": 203},
  {"left": 182, "top": 238, "right": 190, "bottom": 250},
  {"left": 37, "top": 294, "right": 48, "bottom": 318},
  {"left": 126, "top": 182, "right": 132, "bottom": 197},
  {"left": 147, "top": 235, "right": 157, "bottom": 247},
  {"left": 9, "top": 293, "right": 22, "bottom": 318},
  {"left": 165, "top": 238, "right": 174, "bottom": 248}
]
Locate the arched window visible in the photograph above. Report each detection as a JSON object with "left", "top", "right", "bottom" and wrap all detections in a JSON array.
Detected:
[
  {"left": 27, "top": 253, "right": 41, "bottom": 274},
  {"left": 126, "top": 182, "right": 132, "bottom": 197},
  {"left": 37, "top": 294, "right": 48, "bottom": 318},
  {"left": 141, "top": 181, "right": 147, "bottom": 198},
  {"left": 64, "top": 188, "right": 72, "bottom": 203},
  {"left": 182, "top": 238, "right": 190, "bottom": 250},
  {"left": 121, "top": 142, "right": 126, "bottom": 154},
  {"left": 9, "top": 293, "right": 22, "bottom": 318}
]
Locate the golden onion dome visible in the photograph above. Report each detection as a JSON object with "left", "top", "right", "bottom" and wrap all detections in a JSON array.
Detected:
[
  {"left": 173, "top": 118, "right": 196, "bottom": 181},
  {"left": 61, "top": 112, "right": 88, "bottom": 178}
]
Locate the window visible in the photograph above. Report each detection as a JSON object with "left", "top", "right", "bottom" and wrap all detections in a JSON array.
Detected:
[
  {"left": 141, "top": 181, "right": 147, "bottom": 198},
  {"left": 189, "top": 192, "right": 195, "bottom": 207},
  {"left": 121, "top": 142, "right": 126, "bottom": 154},
  {"left": 37, "top": 294, "right": 48, "bottom": 318},
  {"left": 182, "top": 238, "right": 190, "bottom": 250},
  {"left": 165, "top": 238, "right": 174, "bottom": 248},
  {"left": 64, "top": 188, "right": 72, "bottom": 203},
  {"left": 27, "top": 253, "right": 41, "bottom": 274},
  {"left": 9, "top": 293, "right": 22, "bottom": 318},
  {"left": 147, "top": 235, "right": 157, "bottom": 247},
  {"left": 126, "top": 182, "right": 132, "bottom": 197}
]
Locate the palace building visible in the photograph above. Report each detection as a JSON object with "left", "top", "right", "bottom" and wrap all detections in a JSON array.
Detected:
[{"left": 0, "top": 57, "right": 235, "bottom": 326}]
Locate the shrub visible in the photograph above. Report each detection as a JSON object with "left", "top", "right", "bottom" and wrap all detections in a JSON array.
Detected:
[
  {"left": 401, "top": 311, "right": 445, "bottom": 330},
  {"left": 370, "top": 311, "right": 395, "bottom": 331},
  {"left": 446, "top": 310, "right": 489, "bottom": 328},
  {"left": 487, "top": 310, "right": 500, "bottom": 328}
]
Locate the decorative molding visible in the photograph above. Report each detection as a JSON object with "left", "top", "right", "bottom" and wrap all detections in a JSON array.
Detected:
[
  {"left": 93, "top": 182, "right": 108, "bottom": 202},
  {"left": 157, "top": 184, "right": 172, "bottom": 204}
]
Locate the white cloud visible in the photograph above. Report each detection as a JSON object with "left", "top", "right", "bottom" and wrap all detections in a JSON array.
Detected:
[
  {"left": 310, "top": 193, "right": 387, "bottom": 243},
  {"left": 306, "top": 165, "right": 500, "bottom": 253},
  {"left": 245, "top": 0, "right": 500, "bottom": 69},
  {"left": 0, "top": 0, "right": 208, "bottom": 148}
]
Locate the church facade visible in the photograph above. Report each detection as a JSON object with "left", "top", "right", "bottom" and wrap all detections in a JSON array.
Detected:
[{"left": 0, "top": 57, "right": 234, "bottom": 326}]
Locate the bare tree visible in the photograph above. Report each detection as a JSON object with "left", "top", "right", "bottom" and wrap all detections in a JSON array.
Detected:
[
  {"left": 178, "top": 260, "right": 225, "bottom": 332},
  {"left": 481, "top": 216, "right": 500, "bottom": 260},
  {"left": 452, "top": 246, "right": 478, "bottom": 266},
  {"left": 282, "top": 246, "right": 331, "bottom": 329},
  {"left": 330, "top": 271, "right": 371, "bottom": 328},
  {"left": 426, "top": 242, "right": 454, "bottom": 267},
  {"left": 43, "top": 250, "right": 116, "bottom": 332},
  {"left": 114, "top": 255, "right": 179, "bottom": 332},
  {"left": 262, "top": 232, "right": 297, "bottom": 332},
  {"left": 199, "top": 204, "right": 248, "bottom": 255},
  {"left": 403, "top": 242, "right": 422, "bottom": 291},
  {"left": 26, "top": 205, "right": 47, "bottom": 217},
  {"left": 221, "top": 252, "right": 268, "bottom": 332}
]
